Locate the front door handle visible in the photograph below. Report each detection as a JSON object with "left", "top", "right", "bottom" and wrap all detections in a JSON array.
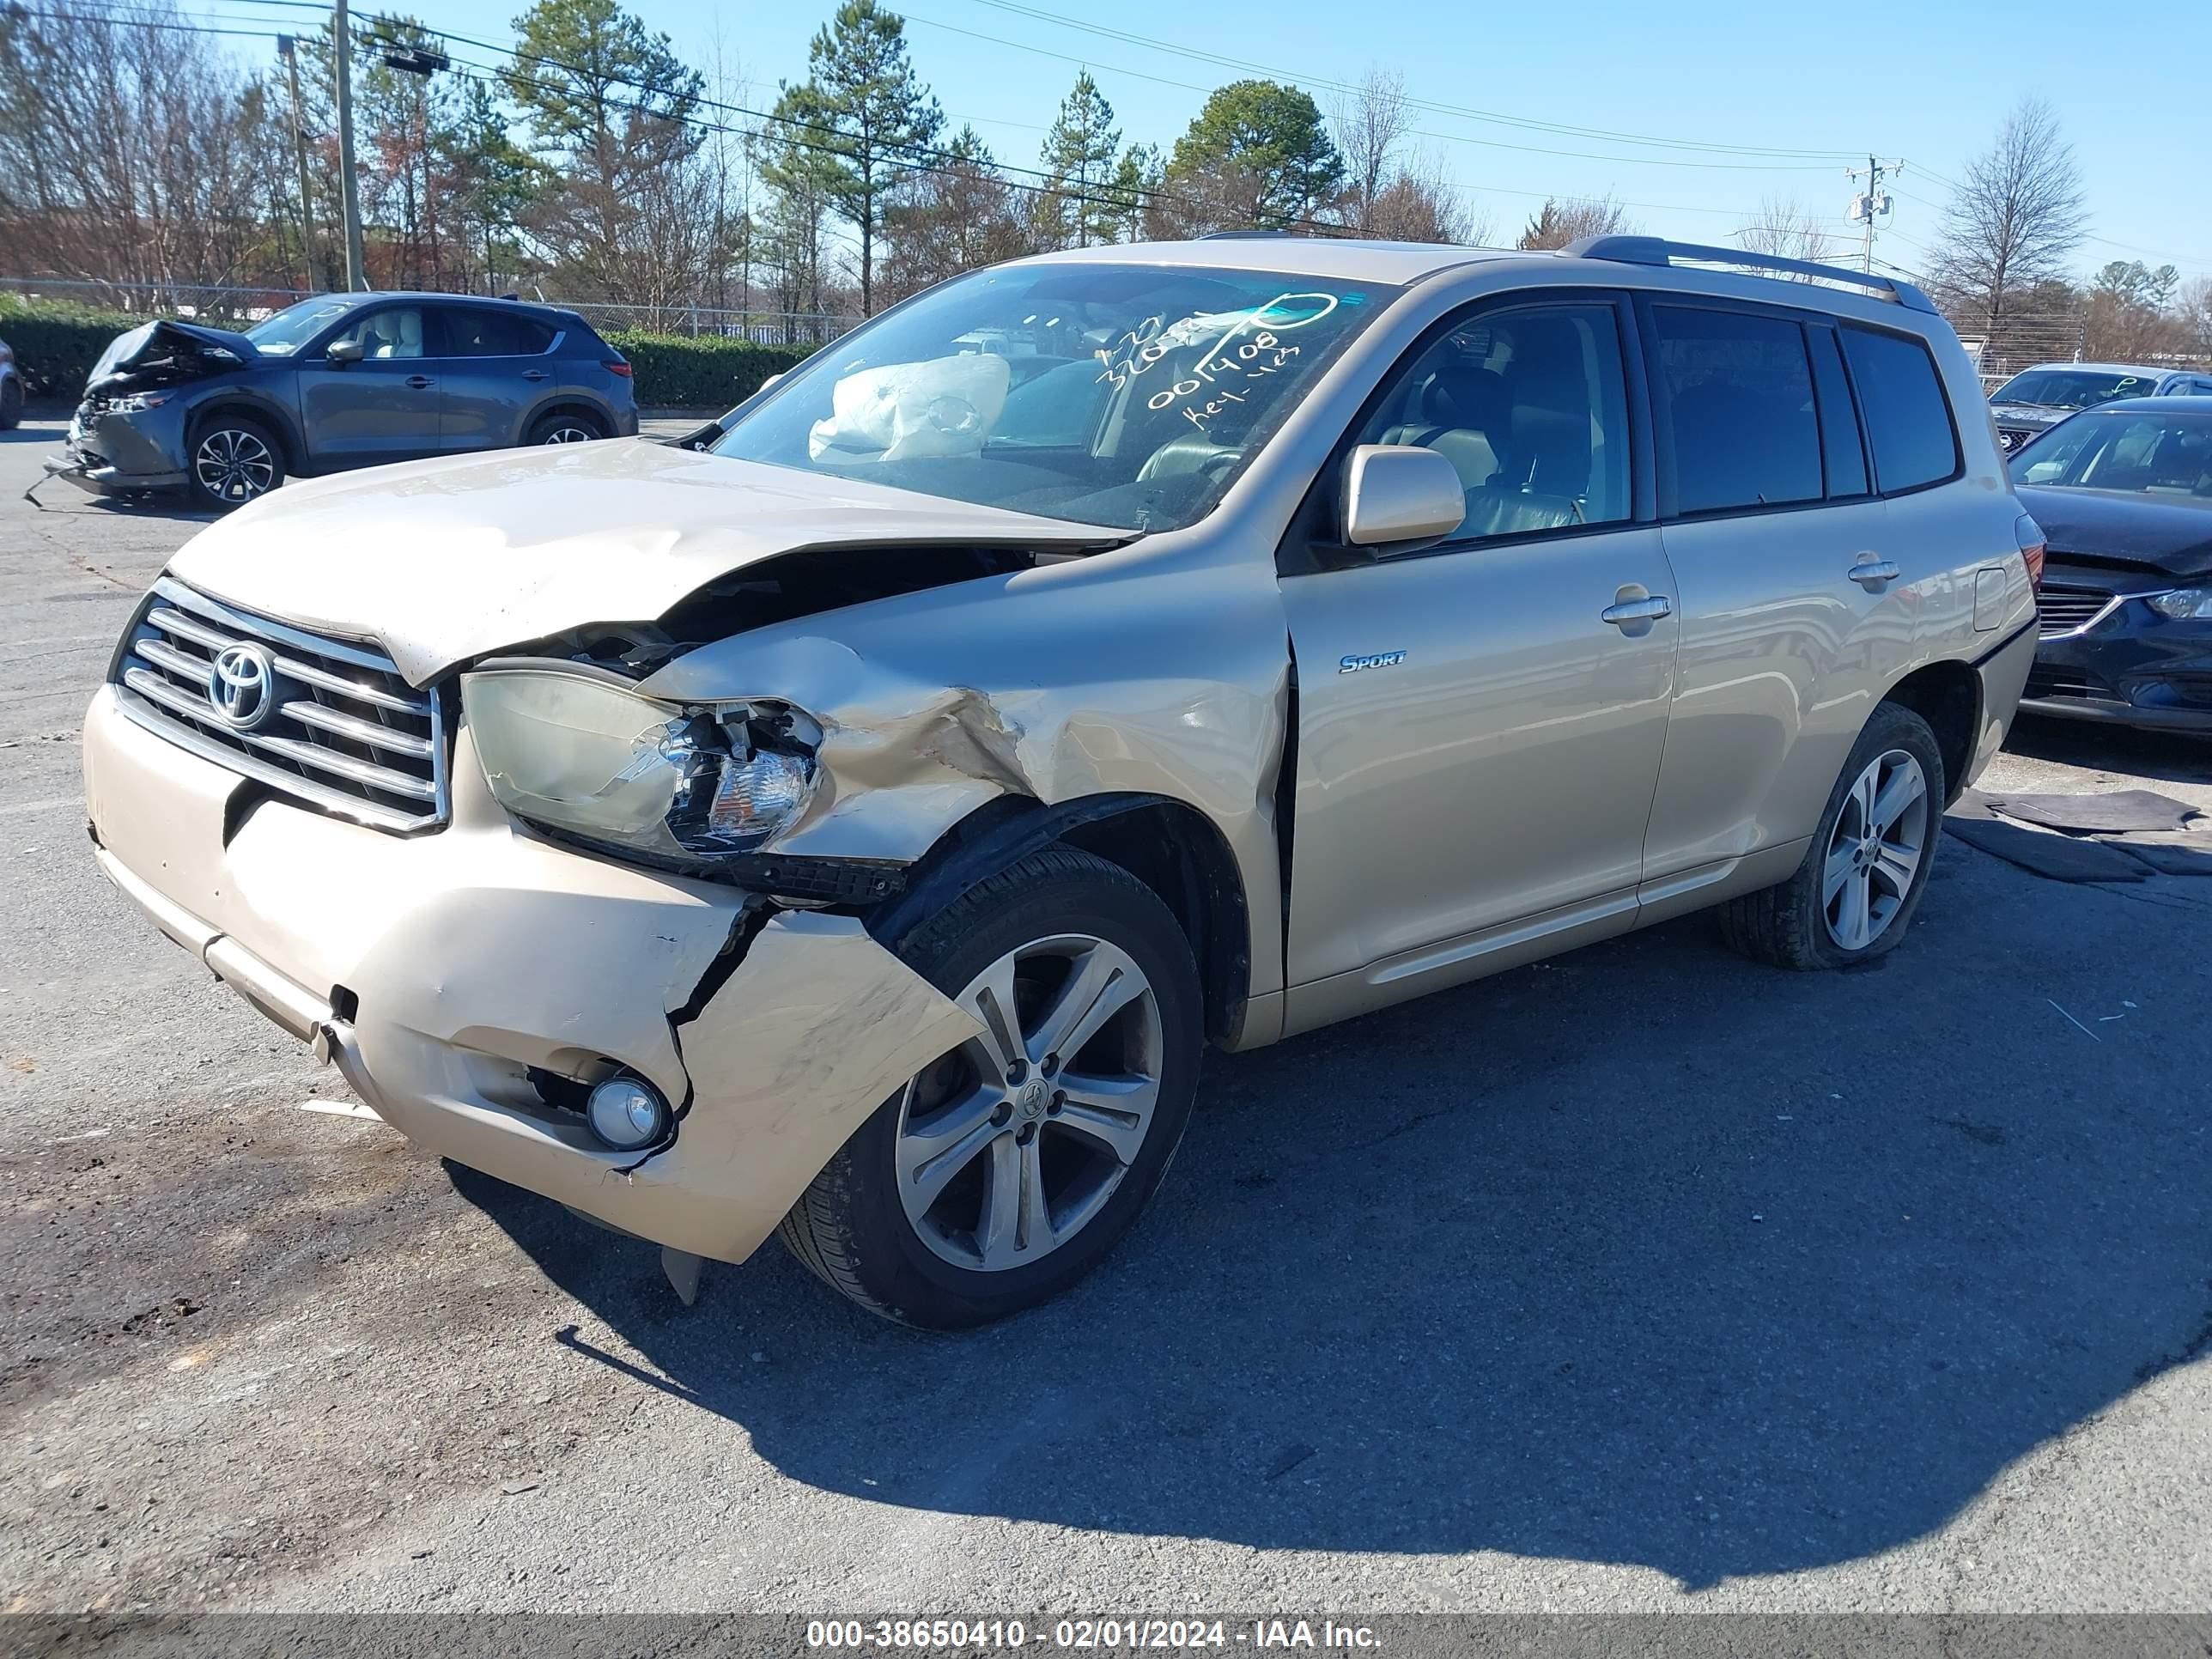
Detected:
[
  {"left": 1849, "top": 557, "right": 1902, "bottom": 590},
  {"left": 405, "top": 375, "right": 435, "bottom": 389},
  {"left": 1601, "top": 594, "right": 1673, "bottom": 627}
]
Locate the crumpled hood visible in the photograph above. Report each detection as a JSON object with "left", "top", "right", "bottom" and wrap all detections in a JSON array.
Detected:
[
  {"left": 167, "top": 439, "right": 1130, "bottom": 684},
  {"left": 2018, "top": 484, "right": 2212, "bottom": 578},
  {"left": 87, "top": 319, "right": 260, "bottom": 392}
]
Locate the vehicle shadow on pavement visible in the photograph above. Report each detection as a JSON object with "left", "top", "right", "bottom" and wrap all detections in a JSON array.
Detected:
[
  {"left": 453, "top": 843, "right": 2212, "bottom": 1590},
  {"left": 2007, "top": 712, "right": 2212, "bottom": 789}
]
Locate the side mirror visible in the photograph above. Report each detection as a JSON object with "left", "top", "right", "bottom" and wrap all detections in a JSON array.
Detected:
[
  {"left": 1341, "top": 444, "right": 1466, "bottom": 552},
  {"left": 325, "top": 338, "right": 363, "bottom": 365}
]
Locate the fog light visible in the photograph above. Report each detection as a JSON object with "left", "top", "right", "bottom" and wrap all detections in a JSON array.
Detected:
[{"left": 585, "top": 1074, "right": 671, "bottom": 1151}]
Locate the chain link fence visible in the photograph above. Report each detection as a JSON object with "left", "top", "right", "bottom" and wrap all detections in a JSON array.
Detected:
[
  {"left": 0, "top": 276, "right": 859, "bottom": 345},
  {"left": 1953, "top": 311, "right": 2091, "bottom": 390}
]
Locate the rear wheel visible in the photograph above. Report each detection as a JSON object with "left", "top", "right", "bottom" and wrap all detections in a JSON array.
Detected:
[
  {"left": 187, "top": 416, "right": 284, "bottom": 511},
  {"left": 528, "top": 411, "right": 602, "bottom": 445},
  {"left": 1719, "top": 702, "right": 1944, "bottom": 970},
  {"left": 777, "top": 848, "right": 1202, "bottom": 1328}
]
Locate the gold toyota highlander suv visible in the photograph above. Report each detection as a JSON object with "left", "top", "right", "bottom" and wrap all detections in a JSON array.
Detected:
[{"left": 84, "top": 235, "right": 2041, "bottom": 1327}]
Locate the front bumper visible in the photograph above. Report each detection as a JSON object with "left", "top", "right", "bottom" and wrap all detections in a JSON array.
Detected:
[
  {"left": 2027, "top": 582, "right": 2212, "bottom": 735},
  {"left": 48, "top": 403, "right": 191, "bottom": 494},
  {"left": 83, "top": 687, "right": 977, "bottom": 1263}
]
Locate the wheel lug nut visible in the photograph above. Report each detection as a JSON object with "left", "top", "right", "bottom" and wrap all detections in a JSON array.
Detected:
[
  {"left": 1042, "top": 1054, "right": 1059, "bottom": 1076},
  {"left": 1006, "top": 1060, "right": 1026, "bottom": 1085},
  {"left": 1017, "top": 1122, "right": 1037, "bottom": 1145},
  {"left": 1048, "top": 1092, "right": 1064, "bottom": 1115}
]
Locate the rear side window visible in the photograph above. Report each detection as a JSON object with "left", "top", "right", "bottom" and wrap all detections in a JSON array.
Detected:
[
  {"left": 1839, "top": 325, "right": 1959, "bottom": 492},
  {"left": 441, "top": 308, "right": 556, "bottom": 357},
  {"left": 1652, "top": 306, "right": 1823, "bottom": 514}
]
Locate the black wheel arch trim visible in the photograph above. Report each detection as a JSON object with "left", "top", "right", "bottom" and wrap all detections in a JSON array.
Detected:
[{"left": 866, "top": 792, "right": 1253, "bottom": 1046}]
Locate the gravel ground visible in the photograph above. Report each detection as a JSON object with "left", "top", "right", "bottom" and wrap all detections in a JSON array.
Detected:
[{"left": 2, "top": 417, "right": 2209, "bottom": 1617}]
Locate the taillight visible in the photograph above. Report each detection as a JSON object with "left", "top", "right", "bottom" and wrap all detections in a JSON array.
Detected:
[
  {"left": 605, "top": 360, "right": 633, "bottom": 378},
  {"left": 2014, "top": 511, "right": 2045, "bottom": 590}
]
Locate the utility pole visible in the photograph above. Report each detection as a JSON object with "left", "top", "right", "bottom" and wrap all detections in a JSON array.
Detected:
[
  {"left": 1846, "top": 155, "right": 1902, "bottom": 274},
  {"left": 276, "top": 37, "right": 324, "bottom": 291},
  {"left": 333, "top": 0, "right": 367, "bottom": 291}
]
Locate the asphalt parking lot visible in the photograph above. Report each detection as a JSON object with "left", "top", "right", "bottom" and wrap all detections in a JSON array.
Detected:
[{"left": 3, "top": 415, "right": 2209, "bottom": 1616}]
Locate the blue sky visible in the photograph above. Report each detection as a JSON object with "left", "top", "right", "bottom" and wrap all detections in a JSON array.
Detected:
[{"left": 204, "top": 0, "right": 2211, "bottom": 283}]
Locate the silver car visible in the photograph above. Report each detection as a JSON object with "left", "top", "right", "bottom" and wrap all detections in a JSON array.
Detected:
[{"left": 83, "top": 235, "right": 2039, "bottom": 1327}]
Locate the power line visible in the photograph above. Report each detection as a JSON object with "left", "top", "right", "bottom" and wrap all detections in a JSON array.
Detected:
[
  {"left": 955, "top": 0, "right": 1864, "bottom": 161},
  {"left": 898, "top": 9, "right": 1836, "bottom": 173}
]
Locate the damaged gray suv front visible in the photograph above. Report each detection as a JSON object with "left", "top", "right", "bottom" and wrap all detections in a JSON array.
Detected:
[{"left": 86, "top": 237, "right": 2039, "bottom": 1327}]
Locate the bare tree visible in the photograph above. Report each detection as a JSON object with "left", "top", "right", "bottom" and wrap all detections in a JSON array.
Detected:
[
  {"left": 1516, "top": 196, "right": 1632, "bottom": 251},
  {"left": 1332, "top": 68, "right": 1410, "bottom": 234},
  {"left": 1735, "top": 195, "right": 1838, "bottom": 266},
  {"left": 1931, "top": 96, "right": 2087, "bottom": 336}
]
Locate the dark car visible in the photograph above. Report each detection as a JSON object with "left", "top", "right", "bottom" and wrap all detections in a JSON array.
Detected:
[
  {"left": 45, "top": 291, "right": 639, "bottom": 511},
  {"left": 1988, "top": 362, "right": 2212, "bottom": 456},
  {"left": 0, "top": 334, "right": 22, "bottom": 428},
  {"left": 2012, "top": 395, "right": 2212, "bottom": 732}
]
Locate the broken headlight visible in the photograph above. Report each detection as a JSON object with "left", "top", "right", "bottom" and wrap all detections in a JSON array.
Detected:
[{"left": 462, "top": 666, "right": 818, "bottom": 866}]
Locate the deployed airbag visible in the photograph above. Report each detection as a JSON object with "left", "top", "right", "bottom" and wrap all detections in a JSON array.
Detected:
[{"left": 809, "top": 354, "right": 1012, "bottom": 462}]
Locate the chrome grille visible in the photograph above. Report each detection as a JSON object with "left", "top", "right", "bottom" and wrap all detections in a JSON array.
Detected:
[
  {"left": 113, "top": 577, "right": 448, "bottom": 832},
  {"left": 2036, "top": 583, "right": 2118, "bottom": 640}
]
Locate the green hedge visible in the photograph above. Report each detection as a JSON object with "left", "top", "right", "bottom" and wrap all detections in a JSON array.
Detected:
[
  {"left": 0, "top": 295, "right": 817, "bottom": 409},
  {"left": 0, "top": 295, "right": 150, "bottom": 398},
  {"left": 602, "top": 330, "right": 814, "bottom": 409}
]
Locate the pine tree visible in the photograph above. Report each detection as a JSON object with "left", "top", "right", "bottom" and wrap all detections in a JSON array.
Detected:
[
  {"left": 1036, "top": 71, "right": 1120, "bottom": 248},
  {"left": 783, "top": 0, "right": 942, "bottom": 315}
]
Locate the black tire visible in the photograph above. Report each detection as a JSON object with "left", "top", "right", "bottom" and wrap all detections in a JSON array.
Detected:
[
  {"left": 1719, "top": 701, "right": 1947, "bottom": 971},
  {"left": 0, "top": 375, "right": 22, "bottom": 429},
  {"left": 777, "top": 847, "right": 1202, "bottom": 1328},
  {"left": 187, "top": 414, "right": 285, "bottom": 511},
  {"left": 527, "top": 410, "right": 603, "bottom": 445}
]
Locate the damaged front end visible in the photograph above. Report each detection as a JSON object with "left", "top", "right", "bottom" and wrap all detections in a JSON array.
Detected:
[{"left": 43, "top": 319, "right": 260, "bottom": 498}]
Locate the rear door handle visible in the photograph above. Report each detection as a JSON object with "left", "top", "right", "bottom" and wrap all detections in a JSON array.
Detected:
[
  {"left": 1601, "top": 595, "right": 1673, "bottom": 627},
  {"left": 405, "top": 375, "right": 435, "bottom": 389},
  {"left": 1849, "top": 557, "right": 1902, "bottom": 590},
  {"left": 520, "top": 369, "right": 550, "bottom": 381}
]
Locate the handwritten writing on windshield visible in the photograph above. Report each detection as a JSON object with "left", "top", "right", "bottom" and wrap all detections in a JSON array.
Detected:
[{"left": 1095, "top": 293, "right": 1341, "bottom": 431}]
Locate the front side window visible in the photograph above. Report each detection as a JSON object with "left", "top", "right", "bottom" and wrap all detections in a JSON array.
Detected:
[
  {"left": 709, "top": 263, "right": 1395, "bottom": 532},
  {"left": 1653, "top": 306, "right": 1822, "bottom": 514},
  {"left": 325, "top": 307, "right": 428, "bottom": 361},
  {"left": 1356, "top": 302, "right": 1632, "bottom": 539},
  {"left": 1841, "top": 325, "right": 1959, "bottom": 493},
  {"left": 1992, "top": 368, "right": 2160, "bottom": 410},
  {"left": 2012, "top": 410, "right": 2212, "bottom": 497},
  {"left": 246, "top": 299, "right": 357, "bottom": 356}
]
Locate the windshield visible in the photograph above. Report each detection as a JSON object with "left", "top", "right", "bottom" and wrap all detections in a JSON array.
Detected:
[
  {"left": 708, "top": 263, "right": 1395, "bottom": 532},
  {"left": 246, "top": 298, "right": 358, "bottom": 356},
  {"left": 2011, "top": 410, "right": 2212, "bottom": 497},
  {"left": 1992, "top": 368, "right": 2160, "bottom": 410}
]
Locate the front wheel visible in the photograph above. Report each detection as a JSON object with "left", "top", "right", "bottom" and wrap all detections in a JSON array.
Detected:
[
  {"left": 188, "top": 416, "right": 284, "bottom": 510},
  {"left": 527, "top": 411, "right": 602, "bottom": 445},
  {"left": 778, "top": 848, "right": 1202, "bottom": 1328},
  {"left": 1719, "top": 701, "right": 1946, "bottom": 970}
]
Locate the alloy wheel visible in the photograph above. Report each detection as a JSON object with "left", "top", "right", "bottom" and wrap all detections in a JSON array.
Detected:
[
  {"left": 193, "top": 428, "right": 276, "bottom": 503},
  {"left": 541, "top": 423, "right": 595, "bottom": 444},
  {"left": 895, "top": 933, "right": 1164, "bottom": 1272},
  {"left": 1822, "top": 748, "right": 1929, "bottom": 951}
]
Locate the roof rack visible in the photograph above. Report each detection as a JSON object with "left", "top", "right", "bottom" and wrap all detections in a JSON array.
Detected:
[
  {"left": 1199, "top": 228, "right": 1305, "bottom": 240},
  {"left": 1561, "top": 234, "right": 1938, "bottom": 314}
]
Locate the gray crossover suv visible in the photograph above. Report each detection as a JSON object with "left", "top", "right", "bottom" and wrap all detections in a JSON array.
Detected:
[
  {"left": 85, "top": 235, "right": 2038, "bottom": 1327},
  {"left": 47, "top": 291, "right": 638, "bottom": 510}
]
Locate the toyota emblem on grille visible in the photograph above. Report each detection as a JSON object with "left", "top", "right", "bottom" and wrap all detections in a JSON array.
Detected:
[{"left": 209, "top": 642, "right": 277, "bottom": 730}]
